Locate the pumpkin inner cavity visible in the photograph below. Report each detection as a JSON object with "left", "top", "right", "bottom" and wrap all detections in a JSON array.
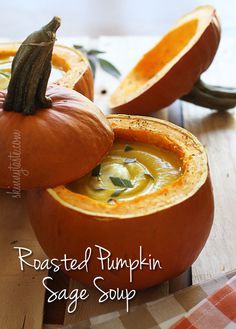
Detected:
[
  {"left": 112, "top": 19, "right": 198, "bottom": 104},
  {"left": 0, "top": 56, "right": 64, "bottom": 90},
  {"left": 66, "top": 141, "right": 182, "bottom": 202}
]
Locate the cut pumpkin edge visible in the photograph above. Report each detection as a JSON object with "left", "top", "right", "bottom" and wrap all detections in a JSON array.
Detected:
[
  {"left": 47, "top": 115, "right": 209, "bottom": 220},
  {"left": 0, "top": 42, "right": 94, "bottom": 100},
  {"left": 109, "top": 5, "right": 220, "bottom": 111}
]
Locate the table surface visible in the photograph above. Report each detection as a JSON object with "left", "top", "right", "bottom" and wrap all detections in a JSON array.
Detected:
[{"left": 0, "top": 36, "right": 236, "bottom": 329}]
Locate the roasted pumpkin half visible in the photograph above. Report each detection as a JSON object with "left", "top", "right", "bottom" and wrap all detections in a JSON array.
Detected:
[
  {"left": 110, "top": 6, "right": 236, "bottom": 114},
  {"left": 28, "top": 115, "right": 214, "bottom": 289},
  {"left": 0, "top": 17, "right": 113, "bottom": 190}
]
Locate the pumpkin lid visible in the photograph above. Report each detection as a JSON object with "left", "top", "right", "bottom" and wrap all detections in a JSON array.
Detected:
[
  {"left": 0, "top": 17, "right": 114, "bottom": 190},
  {"left": 109, "top": 5, "right": 221, "bottom": 115}
]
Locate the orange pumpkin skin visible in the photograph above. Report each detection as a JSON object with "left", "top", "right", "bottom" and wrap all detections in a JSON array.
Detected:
[
  {"left": 28, "top": 116, "right": 214, "bottom": 290},
  {"left": 72, "top": 66, "right": 94, "bottom": 101},
  {"left": 110, "top": 6, "right": 221, "bottom": 115},
  {"left": 0, "top": 43, "right": 94, "bottom": 101},
  {"left": 28, "top": 178, "right": 213, "bottom": 290},
  {"left": 52, "top": 45, "right": 94, "bottom": 101},
  {"left": 0, "top": 85, "right": 113, "bottom": 189}
]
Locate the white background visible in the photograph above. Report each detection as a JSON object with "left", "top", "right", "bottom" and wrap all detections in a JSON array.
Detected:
[{"left": 0, "top": 0, "right": 235, "bottom": 39}]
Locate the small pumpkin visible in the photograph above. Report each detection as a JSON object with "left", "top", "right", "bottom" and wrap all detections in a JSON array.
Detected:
[
  {"left": 0, "top": 17, "right": 113, "bottom": 190},
  {"left": 28, "top": 115, "right": 214, "bottom": 289},
  {"left": 110, "top": 6, "right": 236, "bottom": 114},
  {"left": 0, "top": 43, "right": 94, "bottom": 100}
]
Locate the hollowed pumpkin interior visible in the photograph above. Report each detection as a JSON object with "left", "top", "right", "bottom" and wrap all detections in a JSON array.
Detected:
[
  {"left": 0, "top": 44, "right": 88, "bottom": 90},
  {"left": 0, "top": 55, "right": 63, "bottom": 89},
  {"left": 121, "top": 20, "right": 197, "bottom": 97},
  {"left": 110, "top": 6, "right": 213, "bottom": 108},
  {"left": 49, "top": 116, "right": 208, "bottom": 218}
]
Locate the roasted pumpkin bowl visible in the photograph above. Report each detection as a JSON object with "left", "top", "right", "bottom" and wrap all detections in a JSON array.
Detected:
[
  {"left": 27, "top": 115, "right": 214, "bottom": 290},
  {"left": 0, "top": 43, "right": 94, "bottom": 100},
  {"left": 110, "top": 5, "right": 221, "bottom": 114}
]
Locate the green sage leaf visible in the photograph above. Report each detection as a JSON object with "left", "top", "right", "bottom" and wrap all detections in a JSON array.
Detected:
[
  {"left": 73, "top": 44, "right": 85, "bottom": 51},
  {"left": 73, "top": 45, "right": 121, "bottom": 80},
  {"left": 0, "top": 71, "right": 10, "bottom": 78},
  {"left": 124, "top": 144, "right": 134, "bottom": 152},
  {"left": 88, "top": 56, "right": 97, "bottom": 78},
  {"left": 111, "top": 188, "right": 126, "bottom": 197},
  {"left": 110, "top": 177, "right": 133, "bottom": 188},
  {"left": 92, "top": 164, "right": 101, "bottom": 177},
  {"left": 107, "top": 198, "right": 116, "bottom": 204},
  {"left": 87, "top": 49, "right": 105, "bottom": 55},
  {"left": 98, "top": 58, "right": 121, "bottom": 79}
]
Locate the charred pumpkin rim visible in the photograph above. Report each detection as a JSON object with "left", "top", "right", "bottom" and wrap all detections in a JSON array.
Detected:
[
  {"left": 47, "top": 115, "right": 208, "bottom": 219},
  {"left": 110, "top": 5, "right": 219, "bottom": 108},
  {"left": 0, "top": 42, "right": 89, "bottom": 88}
]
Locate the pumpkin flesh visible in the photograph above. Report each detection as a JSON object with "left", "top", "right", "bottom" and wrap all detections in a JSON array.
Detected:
[
  {"left": 114, "top": 19, "right": 198, "bottom": 99},
  {"left": 0, "top": 55, "right": 64, "bottom": 90},
  {"left": 0, "top": 43, "right": 94, "bottom": 100},
  {"left": 28, "top": 115, "right": 214, "bottom": 289},
  {"left": 110, "top": 5, "right": 221, "bottom": 114}
]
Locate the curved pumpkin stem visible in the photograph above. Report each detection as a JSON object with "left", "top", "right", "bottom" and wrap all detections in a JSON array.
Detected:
[
  {"left": 3, "top": 16, "right": 61, "bottom": 115},
  {"left": 181, "top": 79, "right": 236, "bottom": 111}
]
